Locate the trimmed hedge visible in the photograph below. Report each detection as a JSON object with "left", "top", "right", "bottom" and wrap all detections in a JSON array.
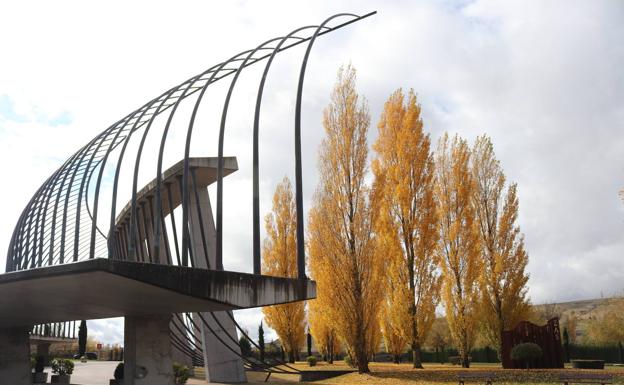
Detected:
[
  {"left": 571, "top": 359, "right": 605, "bottom": 369},
  {"left": 374, "top": 347, "right": 500, "bottom": 363},
  {"left": 569, "top": 344, "right": 624, "bottom": 364}
]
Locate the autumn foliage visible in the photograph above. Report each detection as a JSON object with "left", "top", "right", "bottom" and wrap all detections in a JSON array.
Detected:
[
  {"left": 262, "top": 64, "right": 533, "bottom": 369},
  {"left": 308, "top": 64, "right": 385, "bottom": 373},
  {"left": 373, "top": 89, "right": 440, "bottom": 368},
  {"left": 435, "top": 133, "right": 482, "bottom": 368},
  {"left": 261, "top": 177, "right": 306, "bottom": 363},
  {"left": 471, "top": 135, "right": 531, "bottom": 357}
]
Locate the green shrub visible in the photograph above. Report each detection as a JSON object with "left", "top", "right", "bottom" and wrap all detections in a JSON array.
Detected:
[
  {"left": 173, "top": 362, "right": 190, "bottom": 384},
  {"left": 306, "top": 356, "right": 317, "bottom": 367},
  {"left": 511, "top": 343, "right": 543, "bottom": 369},
  {"left": 51, "top": 358, "right": 74, "bottom": 375},
  {"left": 344, "top": 354, "right": 354, "bottom": 368},
  {"left": 238, "top": 336, "right": 252, "bottom": 357},
  {"left": 114, "top": 363, "right": 124, "bottom": 379}
]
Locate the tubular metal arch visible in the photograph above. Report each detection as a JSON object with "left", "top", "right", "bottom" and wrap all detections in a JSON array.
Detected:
[{"left": 4, "top": 10, "right": 376, "bottom": 368}]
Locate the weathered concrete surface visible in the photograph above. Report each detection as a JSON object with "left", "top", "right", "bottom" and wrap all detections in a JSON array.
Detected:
[
  {"left": 114, "top": 157, "right": 238, "bottom": 227},
  {"left": 0, "top": 326, "right": 31, "bottom": 385},
  {"left": 125, "top": 315, "right": 174, "bottom": 385},
  {"left": 0, "top": 259, "right": 316, "bottom": 327},
  {"left": 199, "top": 311, "right": 246, "bottom": 383},
  {"left": 189, "top": 187, "right": 246, "bottom": 383}
]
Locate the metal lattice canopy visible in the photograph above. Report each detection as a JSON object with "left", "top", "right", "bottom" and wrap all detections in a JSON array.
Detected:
[
  {"left": 3, "top": 13, "right": 375, "bottom": 372},
  {"left": 6, "top": 11, "right": 376, "bottom": 276}
]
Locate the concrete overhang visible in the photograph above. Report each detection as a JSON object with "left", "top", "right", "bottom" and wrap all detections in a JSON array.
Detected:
[{"left": 0, "top": 259, "right": 315, "bottom": 328}]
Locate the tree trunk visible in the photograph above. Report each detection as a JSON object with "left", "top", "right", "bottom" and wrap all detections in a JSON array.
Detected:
[
  {"left": 356, "top": 350, "right": 370, "bottom": 373},
  {"left": 287, "top": 349, "right": 294, "bottom": 363},
  {"left": 462, "top": 355, "right": 470, "bottom": 368},
  {"left": 497, "top": 324, "right": 504, "bottom": 362},
  {"left": 461, "top": 343, "right": 470, "bottom": 368},
  {"left": 394, "top": 354, "right": 400, "bottom": 364},
  {"left": 412, "top": 340, "right": 423, "bottom": 369},
  {"left": 328, "top": 334, "right": 334, "bottom": 364}
]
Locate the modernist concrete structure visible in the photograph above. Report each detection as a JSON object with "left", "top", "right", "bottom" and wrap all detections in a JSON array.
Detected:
[{"left": 0, "top": 11, "right": 374, "bottom": 385}]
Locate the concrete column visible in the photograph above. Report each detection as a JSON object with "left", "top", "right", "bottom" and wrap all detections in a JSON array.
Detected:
[
  {"left": 144, "top": 198, "right": 169, "bottom": 265},
  {"left": 189, "top": 187, "right": 246, "bottom": 383},
  {"left": 0, "top": 327, "right": 31, "bottom": 385},
  {"left": 197, "top": 311, "right": 247, "bottom": 383},
  {"left": 36, "top": 342, "right": 51, "bottom": 365},
  {"left": 188, "top": 185, "right": 216, "bottom": 270},
  {"left": 124, "top": 315, "right": 174, "bottom": 385}
]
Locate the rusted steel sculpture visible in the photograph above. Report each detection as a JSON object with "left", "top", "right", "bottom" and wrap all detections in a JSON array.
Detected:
[{"left": 501, "top": 318, "right": 564, "bottom": 369}]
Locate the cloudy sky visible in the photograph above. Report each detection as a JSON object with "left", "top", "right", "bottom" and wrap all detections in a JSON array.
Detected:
[{"left": 0, "top": 0, "right": 622, "bottom": 345}]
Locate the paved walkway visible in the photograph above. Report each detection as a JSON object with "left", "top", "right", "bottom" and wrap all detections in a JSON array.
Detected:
[
  {"left": 61, "top": 361, "right": 209, "bottom": 385},
  {"left": 68, "top": 361, "right": 118, "bottom": 385}
]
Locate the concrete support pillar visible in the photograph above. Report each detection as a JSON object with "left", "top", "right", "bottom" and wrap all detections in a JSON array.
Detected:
[
  {"left": 197, "top": 311, "right": 247, "bottom": 383},
  {"left": 36, "top": 342, "right": 51, "bottom": 365},
  {"left": 0, "top": 327, "right": 31, "bottom": 385},
  {"left": 189, "top": 187, "right": 246, "bottom": 383},
  {"left": 145, "top": 197, "right": 169, "bottom": 265},
  {"left": 124, "top": 315, "right": 174, "bottom": 385},
  {"left": 188, "top": 183, "right": 216, "bottom": 270}
]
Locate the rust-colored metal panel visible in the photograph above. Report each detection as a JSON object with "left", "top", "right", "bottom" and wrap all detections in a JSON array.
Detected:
[{"left": 501, "top": 318, "right": 564, "bottom": 369}]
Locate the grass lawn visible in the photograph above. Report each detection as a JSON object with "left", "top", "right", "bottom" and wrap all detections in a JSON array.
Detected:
[{"left": 192, "top": 361, "right": 624, "bottom": 384}]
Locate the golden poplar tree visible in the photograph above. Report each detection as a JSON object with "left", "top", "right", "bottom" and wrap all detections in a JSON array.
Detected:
[
  {"left": 308, "top": 292, "right": 340, "bottom": 363},
  {"left": 471, "top": 135, "right": 531, "bottom": 357},
  {"left": 379, "top": 261, "right": 410, "bottom": 363},
  {"left": 308, "top": 64, "right": 384, "bottom": 373},
  {"left": 262, "top": 177, "right": 306, "bottom": 363},
  {"left": 372, "top": 89, "right": 440, "bottom": 368},
  {"left": 435, "top": 133, "right": 482, "bottom": 368}
]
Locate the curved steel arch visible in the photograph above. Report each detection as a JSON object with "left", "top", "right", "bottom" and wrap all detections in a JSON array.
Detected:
[{"left": 5, "top": 11, "right": 376, "bottom": 371}]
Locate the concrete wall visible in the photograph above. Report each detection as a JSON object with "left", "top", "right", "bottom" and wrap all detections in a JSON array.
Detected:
[{"left": 0, "top": 327, "right": 31, "bottom": 385}]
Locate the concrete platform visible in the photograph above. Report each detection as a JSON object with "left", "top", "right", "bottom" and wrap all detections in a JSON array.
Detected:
[{"left": 0, "top": 259, "right": 315, "bottom": 328}]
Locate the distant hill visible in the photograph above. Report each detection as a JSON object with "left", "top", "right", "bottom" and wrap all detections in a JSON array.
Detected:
[{"left": 532, "top": 297, "right": 623, "bottom": 342}]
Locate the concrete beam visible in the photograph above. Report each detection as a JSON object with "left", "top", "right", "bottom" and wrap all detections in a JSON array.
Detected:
[{"left": 0, "top": 259, "right": 316, "bottom": 328}]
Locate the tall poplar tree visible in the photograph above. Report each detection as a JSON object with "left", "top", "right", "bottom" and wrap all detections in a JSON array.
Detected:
[
  {"left": 471, "top": 135, "right": 530, "bottom": 357},
  {"left": 308, "top": 300, "right": 338, "bottom": 363},
  {"left": 308, "top": 64, "right": 384, "bottom": 373},
  {"left": 373, "top": 89, "right": 440, "bottom": 368},
  {"left": 435, "top": 133, "right": 482, "bottom": 368},
  {"left": 261, "top": 177, "right": 305, "bottom": 363}
]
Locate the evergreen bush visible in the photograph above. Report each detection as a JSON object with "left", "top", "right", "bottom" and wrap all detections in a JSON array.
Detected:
[{"left": 511, "top": 343, "right": 542, "bottom": 369}]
